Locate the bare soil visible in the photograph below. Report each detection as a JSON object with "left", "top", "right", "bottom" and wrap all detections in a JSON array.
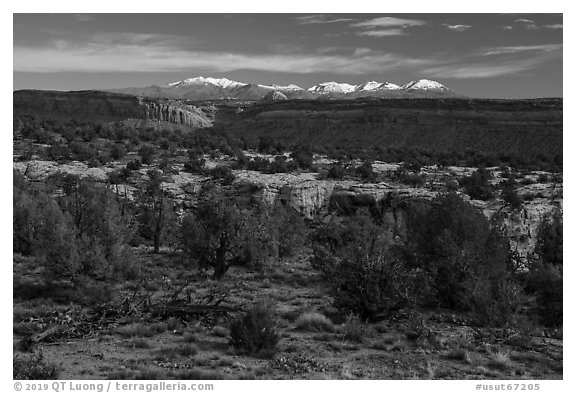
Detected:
[{"left": 13, "top": 250, "right": 563, "bottom": 380}]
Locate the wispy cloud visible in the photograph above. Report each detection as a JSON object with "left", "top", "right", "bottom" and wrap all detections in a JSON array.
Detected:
[
  {"left": 350, "top": 16, "right": 425, "bottom": 38},
  {"left": 442, "top": 24, "right": 471, "bottom": 32},
  {"left": 543, "top": 24, "right": 563, "bottom": 29},
  {"left": 294, "top": 15, "right": 354, "bottom": 25},
  {"left": 514, "top": 18, "right": 539, "bottom": 29},
  {"left": 351, "top": 17, "right": 426, "bottom": 29},
  {"left": 70, "top": 14, "right": 94, "bottom": 23},
  {"left": 514, "top": 18, "right": 535, "bottom": 24},
  {"left": 356, "top": 29, "right": 406, "bottom": 37},
  {"left": 426, "top": 44, "right": 562, "bottom": 79},
  {"left": 483, "top": 44, "right": 562, "bottom": 56},
  {"left": 501, "top": 25, "right": 514, "bottom": 30},
  {"left": 425, "top": 62, "right": 539, "bottom": 79},
  {"left": 13, "top": 34, "right": 436, "bottom": 75}
]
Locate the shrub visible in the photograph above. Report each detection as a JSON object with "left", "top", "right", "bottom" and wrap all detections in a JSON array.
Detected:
[
  {"left": 311, "top": 213, "right": 424, "bottom": 321},
  {"left": 527, "top": 210, "right": 563, "bottom": 327},
  {"left": 138, "top": 145, "right": 155, "bottom": 165},
  {"left": 356, "top": 161, "right": 376, "bottom": 182},
  {"left": 229, "top": 302, "right": 280, "bottom": 357},
  {"left": 535, "top": 209, "right": 562, "bottom": 266},
  {"left": 13, "top": 353, "right": 58, "bottom": 379},
  {"left": 183, "top": 158, "right": 205, "bottom": 173},
  {"left": 126, "top": 159, "right": 142, "bottom": 171},
  {"left": 527, "top": 262, "right": 563, "bottom": 327},
  {"left": 236, "top": 207, "right": 279, "bottom": 271},
  {"left": 327, "top": 164, "right": 345, "bottom": 179},
  {"left": 13, "top": 182, "right": 80, "bottom": 277},
  {"left": 460, "top": 167, "right": 494, "bottom": 200},
  {"left": 295, "top": 312, "right": 335, "bottom": 332},
  {"left": 462, "top": 276, "right": 523, "bottom": 327},
  {"left": 110, "top": 143, "right": 127, "bottom": 160},
  {"left": 501, "top": 179, "right": 523, "bottom": 211},
  {"left": 445, "top": 179, "right": 459, "bottom": 192},
  {"left": 180, "top": 195, "right": 244, "bottom": 279},
  {"left": 342, "top": 313, "right": 369, "bottom": 343},
  {"left": 291, "top": 148, "right": 314, "bottom": 169},
  {"left": 206, "top": 165, "right": 235, "bottom": 185},
  {"left": 405, "top": 193, "right": 519, "bottom": 326},
  {"left": 273, "top": 205, "right": 307, "bottom": 258}
]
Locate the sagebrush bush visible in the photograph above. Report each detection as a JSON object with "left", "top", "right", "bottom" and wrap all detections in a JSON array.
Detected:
[
  {"left": 462, "top": 275, "right": 523, "bottom": 327},
  {"left": 13, "top": 353, "right": 58, "bottom": 380},
  {"left": 229, "top": 302, "right": 279, "bottom": 357},
  {"left": 295, "top": 312, "right": 335, "bottom": 332},
  {"left": 342, "top": 313, "right": 370, "bottom": 343}
]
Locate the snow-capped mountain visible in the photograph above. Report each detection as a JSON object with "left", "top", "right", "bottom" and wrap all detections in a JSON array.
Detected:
[
  {"left": 167, "top": 76, "right": 247, "bottom": 89},
  {"left": 401, "top": 79, "right": 448, "bottom": 91},
  {"left": 308, "top": 82, "right": 357, "bottom": 94},
  {"left": 108, "top": 77, "right": 456, "bottom": 100},
  {"left": 355, "top": 81, "right": 401, "bottom": 91},
  {"left": 258, "top": 84, "right": 304, "bottom": 91}
]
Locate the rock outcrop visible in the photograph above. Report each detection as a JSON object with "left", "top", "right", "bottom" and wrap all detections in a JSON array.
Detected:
[
  {"left": 13, "top": 160, "right": 562, "bottom": 261},
  {"left": 13, "top": 90, "right": 215, "bottom": 128}
]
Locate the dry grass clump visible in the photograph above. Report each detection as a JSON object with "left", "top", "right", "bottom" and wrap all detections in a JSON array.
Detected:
[
  {"left": 116, "top": 322, "right": 167, "bottom": 338},
  {"left": 372, "top": 333, "right": 406, "bottom": 351},
  {"left": 212, "top": 326, "right": 230, "bottom": 337},
  {"left": 443, "top": 348, "right": 473, "bottom": 364},
  {"left": 168, "top": 368, "right": 227, "bottom": 380},
  {"left": 342, "top": 313, "right": 371, "bottom": 343},
  {"left": 295, "top": 312, "right": 335, "bottom": 333},
  {"left": 123, "top": 338, "right": 151, "bottom": 349},
  {"left": 487, "top": 351, "right": 512, "bottom": 371},
  {"left": 229, "top": 302, "right": 280, "bottom": 358},
  {"left": 153, "top": 344, "right": 198, "bottom": 361}
]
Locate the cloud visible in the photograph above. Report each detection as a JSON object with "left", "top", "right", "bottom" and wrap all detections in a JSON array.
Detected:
[
  {"left": 443, "top": 24, "right": 471, "bottom": 32},
  {"left": 514, "top": 18, "right": 539, "bottom": 29},
  {"left": 426, "top": 44, "right": 562, "bottom": 79},
  {"left": 13, "top": 35, "right": 437, "bottom": 75},
  {"left": 483, "top": 44, "right": 562, "bottom": 56},
  {"left": 543, "top": 24, "right": 563, "bottom": 29},
  {"left": 501, "top": 25, "right": 513, "bottom": 30},
  {"left": 350, "top": 16, "right": 425, "bottom": 38},
  {"left": 70, "top": 14, "right": 94, "bottom": 23},
  {"left": 514, "top": 18, "right": 535, "bottom": 24},
  {"left": 356, "top": 29, "right": 406, "bottom": 37},
  {"left": 425, "top": 63, "right": 539, "bottom": 79},
  {"left": 294, "top": 15, "right": 354, "bottom": 25},
  {"left": 351, "top": 17, "right": 425, "bottom": 29}
]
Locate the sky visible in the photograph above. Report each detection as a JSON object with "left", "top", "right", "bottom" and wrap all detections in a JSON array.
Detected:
[{"left": 13, "top": 13, "right": 563, "bottom": 98}]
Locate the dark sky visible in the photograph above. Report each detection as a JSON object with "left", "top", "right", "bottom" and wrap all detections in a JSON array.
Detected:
[{"left": 13, "top": 13, "right": 563, "bottom": 98}]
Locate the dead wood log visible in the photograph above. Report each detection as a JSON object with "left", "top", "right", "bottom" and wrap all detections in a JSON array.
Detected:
[{"left": 149, "top": 301, "right": 239, "bottom": 319}]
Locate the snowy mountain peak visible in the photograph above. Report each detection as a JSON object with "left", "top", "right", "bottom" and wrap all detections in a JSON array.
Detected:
[
  {"left": 401, "top": 79, "right": 448, "bottom": 91},
  {"left": 357, "top": 81, "right": 401, "bottom": 91},
  {"left": 168, "top": 76, "right": 247, "bottom": 89},
  {"left": 308, "top": 82, "right": 357, "bottom": 94},
  {"left": 258, "top": 84, "right": 304, "bottom": 91}
]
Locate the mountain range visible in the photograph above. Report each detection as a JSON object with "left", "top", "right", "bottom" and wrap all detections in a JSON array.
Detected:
[{"left": 107, "top": 76, "right": 460, "bottom": 101}]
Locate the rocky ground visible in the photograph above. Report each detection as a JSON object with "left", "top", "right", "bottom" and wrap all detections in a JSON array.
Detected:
[
  {"left": 13, "top": 249, "right": 563, "bottom": 380},
  {"left": 13, "top": 151, "right": 563, "bottom": 261},
  {"left": 13, "top": 148, "right": 563, "bottom": 380}
]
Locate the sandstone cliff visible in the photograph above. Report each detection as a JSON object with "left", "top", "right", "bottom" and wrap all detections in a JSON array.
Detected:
[{"left": 13, "top": 90, "right": 215, "bottom": 128}]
